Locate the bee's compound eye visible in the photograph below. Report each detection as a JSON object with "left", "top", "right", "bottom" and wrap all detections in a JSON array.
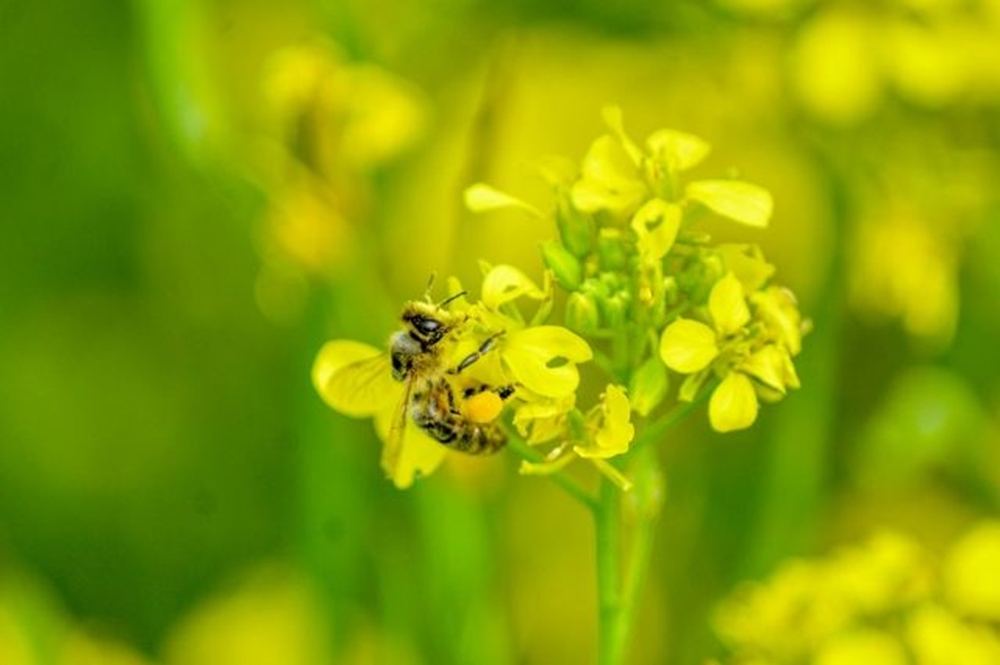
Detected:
[
  {"left": 464, "top": 391, "right": 503, "bottom": 424},
  {"left": 413, "top": 316, "right": 442, "bottom": 335}
]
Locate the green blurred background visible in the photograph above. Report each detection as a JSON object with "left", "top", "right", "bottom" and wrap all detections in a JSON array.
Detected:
[{"left": 2, "top": 0, "right": 1000, "bottom": 663}]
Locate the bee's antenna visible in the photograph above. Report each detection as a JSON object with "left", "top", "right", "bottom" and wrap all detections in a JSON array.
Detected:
[
  {"left": 424, "top": 273, "right": 437, "bottom": 302},
  {"left": 438, "top": 291, "right": 468, "bottom": 308}
]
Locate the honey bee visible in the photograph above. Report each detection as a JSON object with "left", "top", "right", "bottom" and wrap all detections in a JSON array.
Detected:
[{"left": 327, "top": 291, "right": 514, "bottom": 478}]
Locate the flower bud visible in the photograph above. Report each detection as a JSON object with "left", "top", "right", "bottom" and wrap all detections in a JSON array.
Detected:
[
  {"left": 540, "top": 241, "right": 583, "bottom": 291},
  {"left": 566, "top": 292, "right": 601, "bottom": 334},
  {"left": 600, "top": 293, "right": 628, "bottom": 329},
  {"left": 629, "top": 356, "right": 669, "bottom": 417},
  {"left": 556, "top": 194, "right": 595, "bottom": 257},
  {"left": 581, "top": 276, "right": 610, "bottom": 300},
  {"left": 597, "top": 230, "right": 628, "bottom": 271}
]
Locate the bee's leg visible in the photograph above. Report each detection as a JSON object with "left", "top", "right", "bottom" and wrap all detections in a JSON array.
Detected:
[
  {"left": 448, "top": 331, "right": 504, "bottom": 375},
  {"left": 496, "top": 384, "right": 516, "bottom": 400},
  {"left": 462, "top": 383, "right": 516, "bottom": 400}
]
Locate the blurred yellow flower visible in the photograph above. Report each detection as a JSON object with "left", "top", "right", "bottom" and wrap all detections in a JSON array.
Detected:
[
  {"left": 850, "top": 212, "right": 959, "bottom": 344},
  {"left": 715, "top": 524, "right": 1000, "bottom": 665},
  {"left": 163, "top": 566, "right": 331, "bottom": 665},
  {"left": 943, "top": 521, "right": 1000, "bottom": 620},
  {"left": 814, "top": 629, "right": 908, "bottom": 665}
]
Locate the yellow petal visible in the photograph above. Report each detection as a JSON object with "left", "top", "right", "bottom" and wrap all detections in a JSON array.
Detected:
[
  {"left": 659, "top": 319, "right": 719, "bottom": 373},
  {"left": 716, "top": 243, "right": 776, "bottom": 292},
  {"left": 502, "top": 326, "right": 592, "bottom": 398},
  {"left": 571, "top": 135, "right": 647, "bottom": 214},
  {"left": 374, "top": 405, "right": 448, "bottom": 489},
  {"left": 512, "top": 395, "right": 574, "bottom": 444},
  {"left": 480, "top": 264, "right": 545, "bottom": 310},
  {"left": 592, "top": 385, "right": 635, "bottom": 457},
  {"left": 312, "top": 340, "right": 401, "bottom": 416},
  {"left": 739, "top": 344, "right": 787, "bottom": 393},
  {"left": 709, "top": 372, "right": 759, "bottom": 433},
  {"left": 685, "top": 179, "right": 773, "bottom": 228},
  {"left": 752, "top": 286, "right": 803, "bottom": 355},
  {"left": 709, "top": 272, "right": 751, "bottom": 336},
  {"left": 601, "top": 105, "right": 643, "bottom": 165},
  {"left": 645, "top": 128, "right": 711, "bottom": 171},
  {"left": 630, "top": 199, "right": 682, "bottom": 261},
  {"left": 463, "top": 183, "right": 542, "bottom": 217}
]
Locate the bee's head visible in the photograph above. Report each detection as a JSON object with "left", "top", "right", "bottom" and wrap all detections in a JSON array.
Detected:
[{"left": 400, "top": 301, "right": 454, "bottom": 348}]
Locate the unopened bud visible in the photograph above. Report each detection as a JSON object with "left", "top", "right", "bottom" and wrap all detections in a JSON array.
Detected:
[
  {"left": 540, "top": 241, "right": 583, "bottom": 291},
  {"left": 597, "top": 230, "right": 628, "bottom": 271},
  {"left": 566, "top": 292, "right": 600, "bottom": 334},
  {"left": 556, "top": 193, "right": 595, "bottom": 257},
  {"left": 629, "top": 356, "right": 669, "bottom": 417},
  {"left": 601, "top": 293, "right": 628, "bottom": 329}
]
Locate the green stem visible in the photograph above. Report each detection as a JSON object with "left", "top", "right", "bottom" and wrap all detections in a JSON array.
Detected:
[
  {"left": 618, "top": 447, "right": 661, "bottom": 661},
  {"left": 505, "top": 434, "right": 598, "bottom": 511},
  {"left": 596, "top": 476, "right": 625, "bottom": 665},
  {"left": 630, "top": 380, "right": 716, "bottom": 454}
]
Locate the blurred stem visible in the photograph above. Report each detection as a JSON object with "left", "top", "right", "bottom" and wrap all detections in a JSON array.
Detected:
[
  {"left": 596, "top": 476, "right": 625, "bottom": 665},
  {"left": 506, "top": 434, "right": 597, "bottom": 510}
]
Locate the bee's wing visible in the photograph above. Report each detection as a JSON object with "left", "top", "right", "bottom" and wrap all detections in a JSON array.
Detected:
[
  {"left": 375, "top": 378, "right": 449, "bottom": 489},
  {"left": 314, "top": 342, "right": 399, "bottom": 417},
  {"left": 380, "top": 378, "right": 414, "bottom": 480}
]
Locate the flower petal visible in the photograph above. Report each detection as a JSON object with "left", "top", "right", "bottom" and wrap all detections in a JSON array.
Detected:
[
  {"left": 659, "top": 319, "right": 719, "bottom": 373},
  {"left": 571, "top": 135, "right": 647, "bottom": 214},
  {"left": 709, "top": 372, "right": 759, "bottom": 433},
  {"left": 512, "top": 394, "right": 574, "bottom": 444},
  {"left": 739, "top": 344, "right": 788, "bottom": 393},
  {"left": 601, "top": 105, "right": 643, "bottom": 165},
  {"left": 502, "top": 326, "right": 592, "bottom": 398},
  {"left": 374, "top": 408, "right": 448, "bottom": 489},
  {"left": 480, "top": 264, "right": 545, "bottom": 310},
  {"left": 312, "top": 340, "right": 401, "bottom": 416},
  {"left": 594, "top": 384, "right": 635, "bottom": 456},
  {"left": 709, "top": 272, "right": 751, "bottom": 336},
  {"left": 630, "top": 199, "right": 682, "bottom": 261},
  {"left": 717, "top": 243, "right": 776, "bottom": 292},
  {"left": 686, "top": 179, "right": 773, "bottom": 228},
  {"left": 645, "top": 128, "right": 711, "bottom": 171},
  {"left": 464, "top": 183, "right": 542, "bottom": 217},
  {"left": 752, "top": 286, "right": 803, "bottom": 355}
]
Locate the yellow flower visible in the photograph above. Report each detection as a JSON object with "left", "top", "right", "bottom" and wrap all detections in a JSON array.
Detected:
[
  {"left": 574, "top": 385, "right": 635, "bottom": 459},
  {"left": 512, "top": 393, "right": 575, "bottom": 445},
  {"left": 568, "top": 107, "right": 772, "bottom": 229},
  {"left": 472, "top": 265, "right": 593, "bottom": 399},
  {"left": 659, "top": 272, "right": 802, "bottom": 432}
]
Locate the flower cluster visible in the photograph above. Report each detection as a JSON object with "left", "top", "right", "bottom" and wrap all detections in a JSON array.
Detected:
[
  {"left": 468, "top": 107, "right": 805, "bottom": 437},
  {"left": 712, "top": 522, "right": 1000, "bottom": 665},
  {"left": 314, "top": 107, "right": 805, "bottom": 489}
]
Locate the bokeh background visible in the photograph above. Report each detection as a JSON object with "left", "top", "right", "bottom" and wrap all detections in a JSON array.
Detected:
[{"left": 2, "top": 0, "right": 1000, "bottom": 663}]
